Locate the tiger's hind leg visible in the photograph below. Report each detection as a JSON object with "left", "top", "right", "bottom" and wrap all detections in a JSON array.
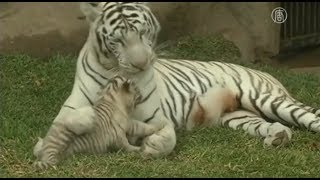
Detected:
[
  {"left": 63, "top": 106, "right": 96, "bottom": 135},
  {"left": 293, "top": 100, "right": 320, "bottom": 117},
  {"left": 242, "top": 93, "right": 320, "bottom": 132},
  {"left": 221, "top": 110, "right": 292, "bottom": 147}
]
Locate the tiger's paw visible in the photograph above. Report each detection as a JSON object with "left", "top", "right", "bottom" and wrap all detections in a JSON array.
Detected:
[
  {"left": 33, "top": 161, "right": 55, "bottom": 171},
  {"left": 140, "top": 124, "right": 176, "bottom": 158},
  {"left": 154, "top": 122, "right": 166, "bottom": 132},
  {"left": 263, "top": 123, "right": 292, "bottom": 147}
]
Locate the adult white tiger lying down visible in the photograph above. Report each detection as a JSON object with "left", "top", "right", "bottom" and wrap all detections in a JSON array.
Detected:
[
  {"left": 114, "top": 31, "right": 243, "bottom": 155},
  {"left": 51, "top": 2, "right": 320, "bottom": 158},
  {"left": 33, "top": 76, "right": 163, "bottom": 170}
]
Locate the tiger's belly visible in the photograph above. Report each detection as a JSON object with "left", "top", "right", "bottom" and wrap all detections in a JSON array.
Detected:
[
  {"left": 152, "top": 59, "right": 291, "bottom": 129},
  {"left": 156, "top": 75, "right": 224, "bottom": 129},
  {"left": 129, "top": 75, "right": 225, "bottom": 129}
]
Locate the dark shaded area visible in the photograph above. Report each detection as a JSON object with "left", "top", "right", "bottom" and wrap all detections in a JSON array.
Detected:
[{"left": 275, "top": 46, "right": 320, "bottom": 68}]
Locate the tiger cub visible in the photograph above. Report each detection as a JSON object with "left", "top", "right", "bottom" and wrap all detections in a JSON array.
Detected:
[
  {"left": 33, "top": 76, "right": 163, "bottom": 170},
  {"left": 186, "top": 86, "right": 239, "bottom": 131}
]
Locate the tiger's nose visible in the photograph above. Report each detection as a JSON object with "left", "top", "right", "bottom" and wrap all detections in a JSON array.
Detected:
[
  {"left": 127, "top": 45, "right": 151, "bottom": 70},
  {"left": 132, "top": 57, "right": 148, "bottom": 70}
]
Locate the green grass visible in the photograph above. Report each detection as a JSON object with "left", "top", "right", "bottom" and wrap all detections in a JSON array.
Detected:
[{"left": 1, "top": 35, "right": 320, "bottom": 177}]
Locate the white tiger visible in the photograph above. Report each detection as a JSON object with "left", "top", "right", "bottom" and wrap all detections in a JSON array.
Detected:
[
  {"left": 33, "top": 76, "right": 162, "bottom": 170},
  {"left": 185, "top": 86, "right": 239, "bottom": 131},
  {"left": 51, "top": 2, "right": 319, "bottom": 158}
]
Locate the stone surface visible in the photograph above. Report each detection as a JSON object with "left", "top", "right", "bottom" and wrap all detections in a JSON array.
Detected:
[
  {"left": 0, "top": 2, "right": 281, "bottom": 62},
  {"left": 150, "top": 2, "right": 281, "bottom": 63},
  {"left": 0, "top": 2, "right": 88, "bottom": 58}
]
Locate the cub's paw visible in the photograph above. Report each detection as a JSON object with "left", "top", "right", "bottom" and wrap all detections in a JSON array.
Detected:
[{"left": 33, "top": 161, "right": 55, "bottom": 171}]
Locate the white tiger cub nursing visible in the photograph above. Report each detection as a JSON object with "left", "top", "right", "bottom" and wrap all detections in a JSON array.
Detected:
[
  {"left": 33, "top": 76, "right": 163, "bottom": 170},
  {"left": 186, "top": 86, "right": 239, "bottom": 131}
]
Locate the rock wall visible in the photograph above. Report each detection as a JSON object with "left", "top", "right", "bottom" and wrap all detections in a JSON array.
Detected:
[
  {"left": 149, "top": 2, "right": 281, "bottom": 63},
  {"left": 0, "top": 2, "right": 281, "bottom": 62},
  {"left": 0, "top": 2, "right": 88, "bottom": 58}
]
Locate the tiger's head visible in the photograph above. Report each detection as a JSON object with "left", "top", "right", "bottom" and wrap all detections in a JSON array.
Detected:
[
  {"left": 80, "top": 2, "right": 160, "bottom": 73},
  {"left": 98, "top": 75, "right": 142, "bottom": 111}
]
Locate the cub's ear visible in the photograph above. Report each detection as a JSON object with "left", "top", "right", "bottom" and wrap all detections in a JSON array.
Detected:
[{"left": 80, "top": 2, "right": 102, "bottom": 23}]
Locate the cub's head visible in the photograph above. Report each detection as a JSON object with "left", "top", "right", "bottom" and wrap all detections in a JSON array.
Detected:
[
  {"left": 98, "top": 76, "right": 142, "bottom": 110},
  {"left": 80, "top": 2, "right": 160, "bottom": 72}
]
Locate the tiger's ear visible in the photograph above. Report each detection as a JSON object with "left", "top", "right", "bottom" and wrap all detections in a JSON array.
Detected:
[
  {"left": 137, "top": 2, "right": 149, "bottom": 5},
  {"left": 80, "top": 2, "right": 102, "bottom": 23}
]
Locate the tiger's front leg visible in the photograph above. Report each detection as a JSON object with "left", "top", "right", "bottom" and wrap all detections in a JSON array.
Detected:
[
  {"left": 128, "top": 119, "right": 165, "bottom": 138},
  {"left": 53, "top": 78, "right": 98, "bottom": 124},
  {"left": 139, "top": 116, "right": 177, "bottom": 158}
]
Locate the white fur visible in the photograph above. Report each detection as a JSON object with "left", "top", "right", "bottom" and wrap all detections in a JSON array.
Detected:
[
  {"left": 47, "top": 2, "right": 320, "bottom": 162},
  {"left": 119, "top": 64, "right": 177, "bottom": 158},
  {"left": 80, "top": 2, "right": 102, "bottom": 23},
  {"left": 63, "top": 106, "right": 96, "bottom": 135},
  {"left": 186, "top": 86, "right": 238, "bottom": 131}
]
